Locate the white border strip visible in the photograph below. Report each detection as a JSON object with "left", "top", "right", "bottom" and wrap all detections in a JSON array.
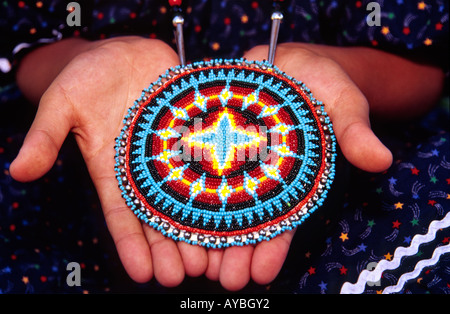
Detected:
[
  {"left": 382, "top": 243, "right": 450, "bottom": 294},
  {"left": 340, "top": 211, "right": 450, "bottom": 294}
]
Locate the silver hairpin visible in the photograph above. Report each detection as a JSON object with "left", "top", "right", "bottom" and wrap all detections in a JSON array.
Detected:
[
  {"left": 172, "top": 13, "right": 186, "bottom": 66},
  {"left": 268, "top": 10, "right": 283, "bottom": 65}
]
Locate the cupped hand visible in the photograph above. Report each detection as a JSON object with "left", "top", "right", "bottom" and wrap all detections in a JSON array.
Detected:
[
  {"left": 244, "top": 43, "right": 393, "bottom": 173},
  {"left": 198, "top": 43, "right": 394, "bottom": 290},
  {"left": 10, "top": 38, "right": 392, "bottom": 292},
  {"left": 10, "top": 36, "right": 294, "bottom": 291},
  {"left": 10, "top": 36, "right": 190, "bottom": 287}
]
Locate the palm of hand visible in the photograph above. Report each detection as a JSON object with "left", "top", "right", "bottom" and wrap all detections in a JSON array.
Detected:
[
  {"left": 245, "top": 43, "right": 392, "bottom": 173},
  {"left": 10, "top": 38, "right": 391, "bottom": 291}
]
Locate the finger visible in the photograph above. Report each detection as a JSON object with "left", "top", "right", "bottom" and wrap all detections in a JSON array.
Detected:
[
  {"left": 95, "top": 169, "right": 154, "bottom": 283},
  {"left": 219, "top": 246, "right": 254, "bottom": 291},
  {"left": 205, "top": 249, "right": 224, "bottom": 281},
  {"left": 283, "top": 56, "right": 393, "bottom": 173},
  {"left": 251, "top": 230, "right": 295, "bottom": 285},
  {"left": 143, "top": 225, "right": 185, "bottom": 287},
  {"left": 9, "top": 90, "right": 72, "bottom": 182},
  {"left": 320, "top": 82, "right": 393, "bottom": 173},
  {"left": 177, "top": 241, "right": 208, "bottom": 277},
  {"left": 106, "top": 207, "right": 154, "bottom": 283},
  {"left": 333, "top": 113, "right": 393, "bottom": 173}
]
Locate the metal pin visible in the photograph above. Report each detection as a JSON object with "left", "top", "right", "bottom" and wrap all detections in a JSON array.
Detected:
[
  {"left": 268, "top": 11, "right": 283, "bottom": 65},
  {"left": 172, "top": 14, "right": 186, "bottom": 66}
]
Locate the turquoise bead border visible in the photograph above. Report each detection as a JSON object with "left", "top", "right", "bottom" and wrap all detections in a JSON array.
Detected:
[{"left": 114, "top": 58, "right": 337, "bottom": 249}]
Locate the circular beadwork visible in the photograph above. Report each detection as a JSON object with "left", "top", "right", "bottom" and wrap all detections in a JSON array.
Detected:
[{"left": 115, "top": 59, "right": 337, "bottom": 248}]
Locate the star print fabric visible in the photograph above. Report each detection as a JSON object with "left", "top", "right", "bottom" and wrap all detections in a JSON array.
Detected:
[
  {"left": 0, "top": 0, "right": 449, "bottom": 294},
  {"left": 282, "top": 108, "right": 450, "bottom": 294},
  {"left": 0, "top": 0, "right": 448, "bottom": 72}
]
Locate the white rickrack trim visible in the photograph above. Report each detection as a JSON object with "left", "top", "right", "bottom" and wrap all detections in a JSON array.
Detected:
[
  {"left": 382, "top": 243, "right": 450, "bottom": 294},
  {"left": 340, "top": 210, "right": 450, "bottom": 294}
]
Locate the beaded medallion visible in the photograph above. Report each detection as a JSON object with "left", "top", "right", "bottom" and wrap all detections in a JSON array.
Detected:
[{"left": 115, "top": 59, "right": 336, "bottom": 248}]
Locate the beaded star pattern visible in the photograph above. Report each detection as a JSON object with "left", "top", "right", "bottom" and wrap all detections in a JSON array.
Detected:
[{"left": 115, "top": 59, "right": 336, "bottom": 248}]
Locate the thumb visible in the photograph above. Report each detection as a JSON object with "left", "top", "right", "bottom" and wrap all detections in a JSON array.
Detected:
[
  {"left": 324, "top": 85, "right": 393, "bottom": 173},
  {"left": 243, "top": 45, "right": 392, "bottom": 173},
  {"left": 9, "top": 90, "right": 72, "bottom": 182}
]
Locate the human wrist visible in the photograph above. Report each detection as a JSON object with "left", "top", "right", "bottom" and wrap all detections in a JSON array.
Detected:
[
  {"left": 277, "top": 43, "right": 444, "bottom": 119},
  {"left": 15, "top": 37, "right": 93, "bottom": 105}
]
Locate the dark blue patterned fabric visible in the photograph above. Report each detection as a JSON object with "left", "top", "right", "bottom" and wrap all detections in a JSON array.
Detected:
[
  {"left": 0, "top": 0, "right": 448, "bottom": 294},
  {"left": 1, "top": 0, "right": 448, "bottom": 70}
]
